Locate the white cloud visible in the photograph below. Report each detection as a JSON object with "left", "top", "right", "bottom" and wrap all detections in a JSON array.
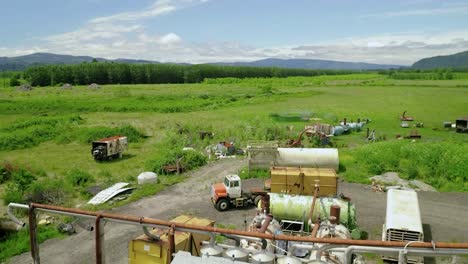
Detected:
[
  {"left": 90, "top": 1, "right": 175, "bottom": 23},
  {"left": 362, "top": 3, "right": 468, "bottom": 18},
  {"left": 1, "top": 1, "right": 467, "bottom": 65}
]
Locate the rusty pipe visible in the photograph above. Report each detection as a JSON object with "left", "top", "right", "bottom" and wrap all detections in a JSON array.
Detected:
[
  {"left": 167, "top": 226, "right": 175, "bottom": 264},
  {"left": 308, "top": 180, "right": 320, "bottom": 230},
  {"left": 258, "top": 215, "right": 272, "bottom": 233},
  {"left": 28, "top": 205, "right": 40, "bottom": 264},
  {"left": 18, "top": 203, "right": 468, "bottom": 249},
  {"left": 311, "top": 222, "right": 321, "bottom": 238},
  {"left": 95, "top": 215, "right": 104, "bottom": 264},
  {"left": 142, "top": 226, "right": 160, "bottom": 241}
]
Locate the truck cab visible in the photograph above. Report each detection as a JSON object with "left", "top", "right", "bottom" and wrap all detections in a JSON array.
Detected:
[
  {"left": 224, "top": 174, "right": 242, "bottom": 198},
  {"left": 211, "top": 175, "right": 264, "bottom": 211}
]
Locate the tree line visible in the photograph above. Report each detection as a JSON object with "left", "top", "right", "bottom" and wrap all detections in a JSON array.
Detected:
[
  {"left": 23, "top": 62, "right": 356, "bottom": 86},
  {"left": 378, "top": 68, "right": 462, "bottom": 80}
]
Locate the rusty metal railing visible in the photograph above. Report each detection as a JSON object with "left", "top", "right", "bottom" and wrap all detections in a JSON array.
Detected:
[{"left": 7, "top": 202, "right": 468, "bottom": 264}]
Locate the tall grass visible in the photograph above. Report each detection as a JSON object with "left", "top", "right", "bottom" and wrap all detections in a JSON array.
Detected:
[
  {"left": 341, "top": 141, "right": 468, "bottom": 191},
  {"left": 0, "top": 226, "right": 64, "bottom": 262}
]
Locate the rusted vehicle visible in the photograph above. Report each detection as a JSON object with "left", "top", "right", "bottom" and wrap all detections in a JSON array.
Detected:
[{"left": 91, "top": 136, "right": 128, "bottom": 161}]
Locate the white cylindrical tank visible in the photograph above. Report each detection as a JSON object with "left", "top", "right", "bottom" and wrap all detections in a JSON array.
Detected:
[
  {"left": 275, "top": 148, "right": 339, "bottom": 171},
  {"left": 137, "top": 172, "right": 158, "bottom": 185}
]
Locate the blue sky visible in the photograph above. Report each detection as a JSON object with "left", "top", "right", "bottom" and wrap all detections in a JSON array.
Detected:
[{"left": 1, "top": 0, "right": 468, "bottom": 65}]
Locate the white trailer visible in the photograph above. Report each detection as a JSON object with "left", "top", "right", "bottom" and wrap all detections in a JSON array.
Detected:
[{"left": 382, "top": 188, "right": 424, "bottom": 263}]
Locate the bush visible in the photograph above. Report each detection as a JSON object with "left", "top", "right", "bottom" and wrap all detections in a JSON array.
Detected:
[
  {"left": 9, "top": 77, "right": 20, "bottom": 86},
  {"left": 3, "top": 183, "right": 25, "bottom": 204},
  {"left": 343, "top": 141, "right": 468, "bottom": 191},
  {"left": 76, "top": 125, "right": 146, "bottom": 143},
  {"left": 0, "top": 225, "right": 63, "bottom": 262},
  {"left": 11, "top": 169, "right": 37, "bottom": 191},
  {"left": 25, "top": 179, "right": 71, "bottom": 205},
  {"left": 147, "top": 147, "right": 207, "bottom": 174},
  {"left": 65, "top": 169, "right": 94, "bottom": 187}
]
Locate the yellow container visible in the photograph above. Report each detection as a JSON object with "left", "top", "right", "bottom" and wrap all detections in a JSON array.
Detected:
[
  {"left": 128, "top": 215, "right": 214, "bottom": 263},
  {"left": 185, "top": 217, "right": 215, "bottom": 256},
  {"left": 269, "top": 166, "right": 337, "bottom": 196}
]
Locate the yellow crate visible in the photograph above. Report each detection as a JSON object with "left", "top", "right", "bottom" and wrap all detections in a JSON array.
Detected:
[
  {"left": 128, "top": 215, "right": 214, "bottom": 263},
  {"left": 185, "top": 217, "right": 215, "bottom": 256},
  {"left": 270, "top": 166, "right": 337, "bottom": 196}
]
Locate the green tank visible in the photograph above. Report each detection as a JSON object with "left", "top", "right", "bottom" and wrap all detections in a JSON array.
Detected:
[{"left": 267, "top": 193, "right": 358, "bottom": 231}]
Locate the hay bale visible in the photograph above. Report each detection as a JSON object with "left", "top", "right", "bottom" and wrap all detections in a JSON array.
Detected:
[
  {"left": 17, "top": 84, "right": 33, "bottom": 91},
  {"left": 88, "top": 83, "right": 100, "bottom": 90},
  {"left": 61, "top": 83, "right": 73, "bottom": 89}
]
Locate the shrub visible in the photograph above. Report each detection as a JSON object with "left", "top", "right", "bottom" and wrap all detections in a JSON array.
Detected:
[
  {"left": 65, "top": 169, "right": 94, "bottom": 187},
  {"left": 77, "top": 125, "right": 146, "bottom": 143},
  {"left": 3, "top": 183, "right": 25, "bottom": 204},
  {"left": 25, "top": 179, "right": 71, "bottom": 205},
  {"left": 147, "top": 148, "right": 207, "bottom": 174},
  {"left": 0, "top": 225, "right": 63, "bottom": 262},
  {"left": 9, "top": 77, "right": 20, "bottom": 86},
  {"left": 343, "top": 141, "right": 468, "bottom": 191}
]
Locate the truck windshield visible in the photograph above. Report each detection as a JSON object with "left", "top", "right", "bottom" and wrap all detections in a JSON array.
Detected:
[{"left": 224, "top": 177, "right": 229, "bottom": 187}]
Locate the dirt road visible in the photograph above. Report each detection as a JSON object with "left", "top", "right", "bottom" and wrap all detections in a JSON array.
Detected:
[{"left": 9, "top": 159, "right": 468, "bottom": 263}]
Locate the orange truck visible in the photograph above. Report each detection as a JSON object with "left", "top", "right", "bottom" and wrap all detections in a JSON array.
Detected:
[{"left": 211, "top": 175, "right": 266, "bottom": 211}]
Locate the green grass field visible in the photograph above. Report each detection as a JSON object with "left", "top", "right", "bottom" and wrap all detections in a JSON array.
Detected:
[{"left": 0, "top": 74, "right": 467, "bottom": 210}]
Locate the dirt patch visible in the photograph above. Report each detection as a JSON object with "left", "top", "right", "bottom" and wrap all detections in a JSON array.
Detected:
[
  {"left": 8, "top": 160, "right": 468, "bottom": 264},
  {"left": 371, "top": 172, "right": 437, "bottom": 192}
]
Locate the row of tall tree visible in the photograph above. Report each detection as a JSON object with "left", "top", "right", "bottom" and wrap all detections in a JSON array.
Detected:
[{"left": 23, "top": 62, "right": 355, "bottom": 86}]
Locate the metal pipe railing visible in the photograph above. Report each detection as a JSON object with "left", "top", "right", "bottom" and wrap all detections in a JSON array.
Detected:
[
  {"left": 7, "top": 202, "right": 468, "bottom": 264},
  {"left": 10, "top": 202, "right": 468, "bottom": 248}
]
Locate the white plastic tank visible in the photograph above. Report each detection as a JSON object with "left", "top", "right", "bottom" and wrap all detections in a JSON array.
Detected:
[
  {"left": 275, "top": 148, "right": 339, "bottom": 171},
  {"left": 137, "top": 172, "right": 158, "bottom": 185}
]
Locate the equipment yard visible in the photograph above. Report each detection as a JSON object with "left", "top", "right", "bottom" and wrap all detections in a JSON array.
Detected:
[
  {"left": 8, "top": 159, "right": 468, "bottom": 264},
  {"left": 1, "top": 74, "right": 467, "bottom": 263}
]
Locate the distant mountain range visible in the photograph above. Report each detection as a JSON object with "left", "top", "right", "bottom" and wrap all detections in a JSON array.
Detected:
[
  {"left": 412, "top": 50, "right": 468, "bottom": 69},
  {"left": 2, "top": 50, "right": 467, "bottom": 71},
  {"left": 210, "top": 58, "right": 402, "bottom": 70},
  {"left": 0, "top": 53, "right": 159, "bottom": 71}
]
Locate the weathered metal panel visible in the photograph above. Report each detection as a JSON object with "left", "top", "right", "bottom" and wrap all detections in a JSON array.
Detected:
[
  {"left": 384, "top": 189, "right": 423, "bottom": 235},
  {"left": 269, "top": 167, "right": 337, "bottom": 196},
  {"left": 87, "top": 182, "right": 132, "bottom": 205}
]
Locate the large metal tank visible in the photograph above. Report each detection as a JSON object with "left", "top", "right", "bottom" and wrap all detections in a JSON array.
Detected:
[
  {"left": 269, "top": 193, "right": 357, "bottom": 229},
  {"left": 275, "top": 148, "right": 339, "bottom": 171}
]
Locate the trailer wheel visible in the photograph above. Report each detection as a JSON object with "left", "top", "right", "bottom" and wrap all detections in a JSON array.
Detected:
[{"left": 216, "top": 199, "right": 229, "bottom": 211}]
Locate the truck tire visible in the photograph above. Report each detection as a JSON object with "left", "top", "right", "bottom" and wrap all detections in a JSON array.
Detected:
[
  {"left": 254, "top": 195, "right": 262, "bottom": 208},
  {"left": 216, "top": 199, "right": 229, "bottom": 211}
]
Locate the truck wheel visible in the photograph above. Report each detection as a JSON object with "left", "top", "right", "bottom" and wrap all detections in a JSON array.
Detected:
[
  {"left": 254, "top": 196, "right": 262, "bottom": 208},
  {"left": 216, "top": 199, "right": 229, "bottom": 211}
]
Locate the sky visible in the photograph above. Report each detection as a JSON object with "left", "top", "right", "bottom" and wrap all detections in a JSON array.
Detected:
[{"left": 1, "top": 0, "right": 468, "bottom": 65}]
